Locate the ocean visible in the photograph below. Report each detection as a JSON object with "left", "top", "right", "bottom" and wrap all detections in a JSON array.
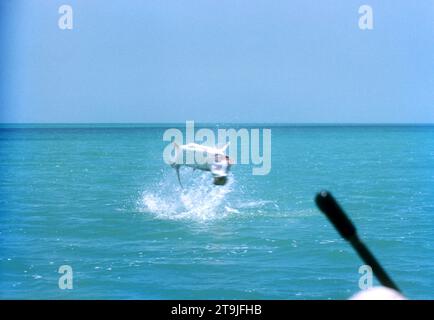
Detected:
[{"left": 0, "top": 124, "right": 433, "bottom": 299}]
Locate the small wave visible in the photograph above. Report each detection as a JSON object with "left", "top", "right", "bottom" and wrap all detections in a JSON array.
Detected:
[{"left": 236, "top": 200, "right": 277, "bottom": 209}]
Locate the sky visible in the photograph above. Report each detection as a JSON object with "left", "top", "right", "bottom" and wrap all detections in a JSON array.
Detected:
[{"left": 1, "top": 0, "right": 433, "bottom": 123}]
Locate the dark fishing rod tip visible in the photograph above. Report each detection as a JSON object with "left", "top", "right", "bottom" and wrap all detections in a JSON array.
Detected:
[
  {"left": 315, "top": 190, "right": 356, "bottom": 240},
  {"left": 315, "top": 190, "right": 401, "bottom": 293}
]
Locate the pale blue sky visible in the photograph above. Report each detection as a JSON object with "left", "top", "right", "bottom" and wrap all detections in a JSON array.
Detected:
[{"left": 1, "top": 0, "right": 433, "bottom": 123}]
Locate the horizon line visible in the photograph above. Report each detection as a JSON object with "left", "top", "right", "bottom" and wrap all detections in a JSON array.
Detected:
[{"left": 1, "top": 122, "right": 434, "bottom": 126}]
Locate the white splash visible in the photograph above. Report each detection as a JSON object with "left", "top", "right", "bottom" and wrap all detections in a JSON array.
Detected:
[{"left": 138, "top": 170, "right": 237, "bottom": 222}]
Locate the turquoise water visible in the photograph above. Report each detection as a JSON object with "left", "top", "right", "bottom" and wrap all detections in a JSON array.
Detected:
[{"left": 1, "top": 124, "right": 433, "bottom": 299}]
